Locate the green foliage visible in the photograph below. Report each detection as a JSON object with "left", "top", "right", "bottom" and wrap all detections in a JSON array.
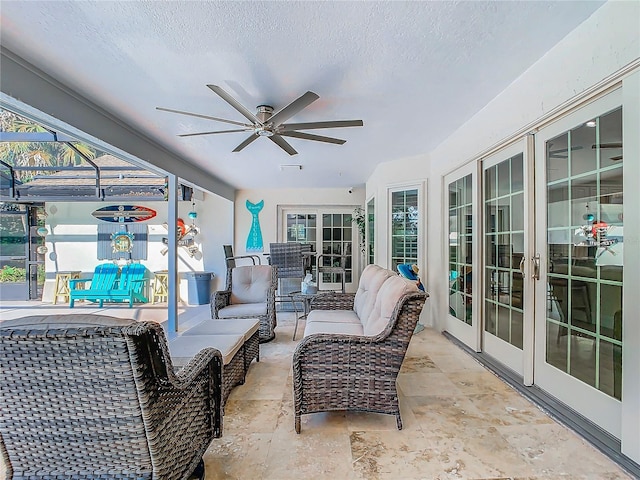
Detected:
[
  {"left": 0, "top": 265, "right": 26, "bottom": 282},
  {"left": 0, "top": 109, "right": 97, "bottom": 182}
]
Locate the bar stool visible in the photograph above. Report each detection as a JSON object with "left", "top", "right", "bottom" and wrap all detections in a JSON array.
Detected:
[
  {"left": 152, "top": 270, "right": 169, "bottom": 303},
  {"left": 53, "top": 271, "right": 81, "bottom": 304}
]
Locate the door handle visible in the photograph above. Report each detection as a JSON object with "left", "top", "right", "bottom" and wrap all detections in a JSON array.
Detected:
[
  {"left": 532, "top": 253, "right": 541, "bottom": 280},
  {"left": 519, "top": 256, "right": 526, "bottom": 276}
]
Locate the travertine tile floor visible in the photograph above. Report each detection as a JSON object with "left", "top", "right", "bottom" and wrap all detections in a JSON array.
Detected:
[{"left": 206, "top": 312, "right": 633, "bottom": 480}]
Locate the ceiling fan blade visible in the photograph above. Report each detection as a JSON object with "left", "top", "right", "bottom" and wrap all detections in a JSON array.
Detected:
[
  {"left": 156, "top": 107, "right": 250, "bottom": 127},
  {"left": 178, "top": 128, "right": 253, "bottom": 138},
  {"left": 207, "top": 85, "right": 261, "bottom": 124},
  {"left": 280, "top": 131, "right": 346, "bottom": 145},
  {"left": 232, "top": 134, "right": 260, "bottom": 152},
  {"left": 280, "top": 120, "right": 363, "bottom": 131},
  {"left": 269, "top": 135, "right": 298, "bottom": 155},
  {"left": 268, "top": 91, "right": 319, "bottom": 126}
]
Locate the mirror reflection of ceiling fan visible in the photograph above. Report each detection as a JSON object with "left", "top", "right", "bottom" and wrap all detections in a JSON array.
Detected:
[{"left": 157, "top": 85, "right": 363, "bottom": 155}]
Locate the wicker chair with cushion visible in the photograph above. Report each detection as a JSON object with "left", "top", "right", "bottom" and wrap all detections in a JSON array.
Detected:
[
  {"left": 211, "top": 264, "right": 278, "bottom": 343},
  {"left": 0, "top": 314, "right": 223, "bottom": 480},
  {"left": 292, "top": 265, "right": 428, "bottom": 433}
]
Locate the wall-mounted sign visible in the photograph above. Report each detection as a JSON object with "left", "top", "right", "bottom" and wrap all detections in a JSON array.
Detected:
[
  {"left": 246, "top": 199, "right": 264, "bottom": 252},
  {"left": 92, "top": 205, "right": 156, "bottom": 223}
]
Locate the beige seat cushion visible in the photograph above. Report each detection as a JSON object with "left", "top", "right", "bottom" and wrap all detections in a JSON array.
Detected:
[
  {"left": 230, "top": 265, "right": 272, "bottom": 304},
  {"left": 362, "top": 275, "right": 418, "bottom": 336},
  {"left": 304, "top": 320, "right": 364, "bottom": 337},
  {"left": 306, "top": 309, "right": 361, "bottom": 325},
  {"left": 218, "top": 303, "right": 267, "bottom": 318},
  {"left": 184, "top": 318, "right": 260, "bottom": 340},
  {"left": 169, "top": 333, "right": 244, "bottom": 365}
]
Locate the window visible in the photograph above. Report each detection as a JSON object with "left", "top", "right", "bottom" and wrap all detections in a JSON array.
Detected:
[{"left": 390, "top": 189, "right": 418, "bottom": 272}]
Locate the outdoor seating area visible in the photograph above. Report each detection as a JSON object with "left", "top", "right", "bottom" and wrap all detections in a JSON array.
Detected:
[{"left": 0, "top": 304, "right": 631, "bottom": 479}]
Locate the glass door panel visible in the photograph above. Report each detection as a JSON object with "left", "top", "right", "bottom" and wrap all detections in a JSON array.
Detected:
[
  {"left": 320, "top": 212, "right": 353, "bottom": 288},
  {"left": 0, "top": 203, "right": 29, "bottom": 300},
  {"left": 444, "top": 163, "right": 480, "bottom": 349},
  {"left": 534, "top": 91, "right": 623, "bottom": 437},
  {"left": 449, "top": 176, "right": 473, "bottom": 325},
  {"left": 482, "top": 140, "right": 531, "bottom": 377}
]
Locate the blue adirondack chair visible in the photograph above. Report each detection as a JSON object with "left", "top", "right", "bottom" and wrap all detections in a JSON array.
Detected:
[
  {"left": 69, "top": 263, "right": 119, "bottom": 308},
  {"left": 106, "top": 263, "right": 149, "bottom": 307}
]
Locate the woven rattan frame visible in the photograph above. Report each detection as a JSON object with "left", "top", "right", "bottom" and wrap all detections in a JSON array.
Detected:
[
  {"left": 292, "top": 290, "right": 427, "bottom": 433},
  {"left": 0, "top": 317, "right": 223, "bottom": 479},
  {"left": 210, "top": 265, "right": 278, "bottom": 343}
]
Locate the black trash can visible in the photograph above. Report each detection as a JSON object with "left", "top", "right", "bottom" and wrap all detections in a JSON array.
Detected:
[{"left": 186, "top": 272, "right": 213, "bottom": 305}]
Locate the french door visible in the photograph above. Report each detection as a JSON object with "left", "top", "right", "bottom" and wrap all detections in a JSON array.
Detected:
[
  {"left": 533, "top": 89, "right": 623, "bottom": 436},
  {"left": 280, "top": 206, "right": 359, "bottom": 293},
  {"left": 482, "top": 139, "right": 534, "bottom": 380},
  {"left": 445, "top": 81, "right": 637, "bottom": 456},
  {"left": 445, "top": 163, "right": 481, "bottom": 349}
]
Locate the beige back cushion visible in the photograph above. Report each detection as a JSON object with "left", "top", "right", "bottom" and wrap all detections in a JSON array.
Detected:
[
  {"left": 230, "top": 265, "right": 273, "bottom": 304},
  {"left": 363, "top": 275, "right": 418, "bottom": 336},
  {"left": 353, "top": 265, "right": 396, "bottom": 323}
]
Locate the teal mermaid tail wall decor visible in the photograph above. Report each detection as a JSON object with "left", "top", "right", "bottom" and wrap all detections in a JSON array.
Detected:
[{"left": 246, "top": 199, "right": 264, "bottom": 252}]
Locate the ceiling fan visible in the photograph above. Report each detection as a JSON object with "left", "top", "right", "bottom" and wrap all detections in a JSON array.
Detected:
[{"left": 157, "top": 85, "right": 363, "bottom": 155}]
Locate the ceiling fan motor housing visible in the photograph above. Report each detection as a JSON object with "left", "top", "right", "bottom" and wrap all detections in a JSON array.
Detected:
[{"left": 256, "top": 105, "right": 275, "bottom": 136}]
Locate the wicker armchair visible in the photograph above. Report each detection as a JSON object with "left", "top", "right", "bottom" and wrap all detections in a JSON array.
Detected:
[
  {"left": 210, "top": 264, "right": 277, "bottom": 343},
  {"left": 292, "top": 289, "right": 427, "bottom": 433},
  {"left": 0, "top": 314, "right": 223, "bottom": 479}
]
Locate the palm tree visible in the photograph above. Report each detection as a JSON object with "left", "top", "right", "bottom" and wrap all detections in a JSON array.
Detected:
[{"left": 0, "top": 109, "right": 96, "bottom": 182}]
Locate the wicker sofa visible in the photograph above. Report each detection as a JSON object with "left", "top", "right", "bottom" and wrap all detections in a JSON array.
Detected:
[
  {"left": 292, "top": 264, "right": 428, "bottom": 433},
  {"left": 0, "top": 314, "right": 223, "bottom": 479}
]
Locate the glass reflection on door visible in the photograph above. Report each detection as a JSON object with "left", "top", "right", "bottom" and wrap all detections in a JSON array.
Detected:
[
  {"left": 484, "top": 154, "right": 525, "bottom": 349},
  {"left": 449, "top": 175, "right": 473, "bottom": 324},
  {"left": 545, "top": 107, "right": 623, "bottom": 400}
]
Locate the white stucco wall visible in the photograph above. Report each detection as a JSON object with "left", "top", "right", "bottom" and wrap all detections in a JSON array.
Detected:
[{"left": 42, "top": 192, "right": 233, "bottom": 303}]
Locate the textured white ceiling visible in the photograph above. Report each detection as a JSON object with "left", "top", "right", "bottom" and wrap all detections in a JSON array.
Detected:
[{"left": 0, "top": 1, "right": 605, "bottom": 190}]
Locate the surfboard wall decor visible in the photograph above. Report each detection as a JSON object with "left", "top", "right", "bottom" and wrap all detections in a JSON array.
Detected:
[{"left": 92, "top": 205, "right": 157, "bottom": 223}]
